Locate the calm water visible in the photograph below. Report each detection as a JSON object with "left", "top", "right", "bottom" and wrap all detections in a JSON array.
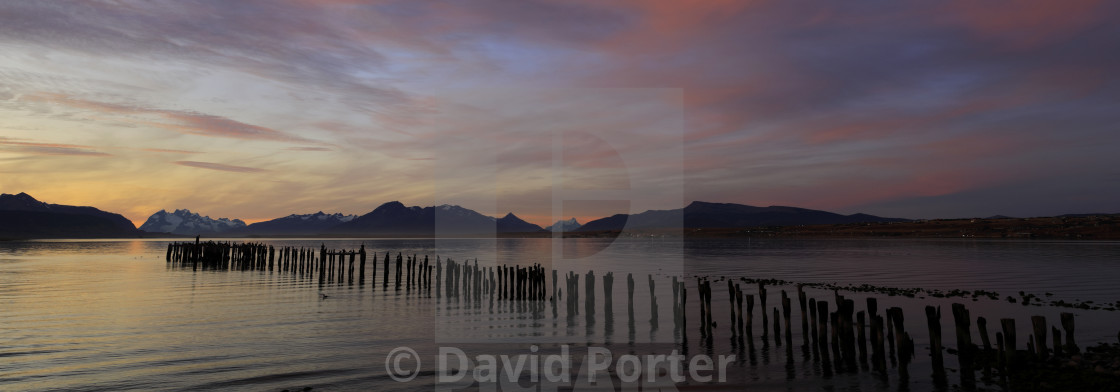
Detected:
[{"left": 2, "top": 238, "right": 1119, "bottom": 391}]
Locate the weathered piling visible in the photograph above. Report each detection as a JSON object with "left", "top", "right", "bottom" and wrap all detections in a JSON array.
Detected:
[
  {"left": 745, "top": 294, "right": 755, "bottom": 342},
  {"left": 1060, "top": 312, "right": 1078, "bottom": 353},
  {"left": 585, "top": 271, "right": 596, "bottom": 327},
  {"left": 628, "top": 273, "right": 635, "bottom": 338},
  {"left": 649, "top": 274, "right": 659, "bottom": 332},
  {"left": 1001, "top": 318, "right": 1017, "bottom": 368},
  {"left": 809, "top": 297, "right": 818, "bottom": 358},
  {"left": 382, "top": 252, "right": 390, "bottom": 289},
  {"left": 680, "top": 283, "right": 689, "bottom": 343},
  {"left": 759, "top": 282, "right": 768, "bottom": 339},
  {"left": 1031, "top": 315, "right": 1048, "bottom": 360},
  {"left": 888, "top": 307, "right": 912, "bottom": 378},
  {"left": 735, "top": 284, "right": 745, "bottom": 345},
  {"left": 871, "top": 313, "right": 886, "bottom": 372},
  {"left": 1052, "top": 326, "right": 1063, "bottom": 357},
  {"left": 798, "top": 285, "right": 809, "bottom": 350},
  {"left": 977, "top": 316, "right": 992, "bottom": 352},
  {"left": 603, "top": 272, "right": 614, "bottom": 323},
  {"left": 830, "top": 311, "right": 842, "bottom": 372},
  {"left": 840, "top": 299, "right": 856, "bottom": 371},
  {"left": 925, "top": 305, "right": 945, "bottom": 378},
  {"left": 782, "top": 291, "right": 793, "bottom": 346},
  {"left": 773, "top": 308, "right": 782, "bottom": 346},
  {"left": 698, "top": 279, "right": 708, "bottom": 338},
  {"left": 395, "top": 253, "right": 403, "bottom": 290},
  {"left": 728, "top": 281, "right": 738, "bottom": 340},
  {"left": 817, "top": 300, "right": 832, "bottom": 371},
  {"left": 857, "top": 311, "right": 867, "bottom": 368},
  {"left": 358, "top": 245, "right": 367, "bottom": 285}
]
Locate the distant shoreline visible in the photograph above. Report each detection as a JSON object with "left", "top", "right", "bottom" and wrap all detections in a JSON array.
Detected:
[{"left": 3, "top": 215, "right": 1118, "bottom": 241}]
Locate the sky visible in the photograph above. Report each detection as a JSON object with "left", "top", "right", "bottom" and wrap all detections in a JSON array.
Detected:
[{"left": 1, "top": 0, "right": 1118, "bottom": 228}]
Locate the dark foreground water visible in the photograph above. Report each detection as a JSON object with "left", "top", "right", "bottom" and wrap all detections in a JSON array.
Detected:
[{"left": 2, "top": 238, "right": 1119, "bottom": 391}]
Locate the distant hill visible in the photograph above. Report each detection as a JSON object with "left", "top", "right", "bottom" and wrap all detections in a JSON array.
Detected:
[
  {"left": 578, "top": 201, "right": 908, "bottom": 231},
  {"left": 545, "top": 218, "right": 582, "bottom": 232},
  {"left": 139, "top": 209, "right": 246, "bottom": 236},
  {"left": 0, "top": 192, "right": 140, "bottom": 238},
  {"left": 496, "top": 213, "right": 545, "bottom": 233},
  {"left": 326, "top": 201, "right": 500, "bottom": 236},
  {"left": 239, "top": 211, "right": 357, "bottom": 236}
]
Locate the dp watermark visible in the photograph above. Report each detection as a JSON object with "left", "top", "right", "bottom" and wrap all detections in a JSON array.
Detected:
[{"left": 386, "top": 345, "right": 734, "bottom": 390}]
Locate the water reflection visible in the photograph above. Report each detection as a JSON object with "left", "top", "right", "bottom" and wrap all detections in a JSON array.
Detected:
[{"left": 2, "top": 238, "right": 1120, "bottom": 391}]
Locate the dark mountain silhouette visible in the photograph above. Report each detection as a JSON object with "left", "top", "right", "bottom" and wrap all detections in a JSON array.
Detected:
[
  {"left": 326, "top": 201, "right": 501, "bottom": 235},
  {"left": 577, "top": 201, "right": 908, "bottom": 231},
  {"left": 496, "top": 213, "right": 545, "bottom": 233},
  {"left": 238, "top": 211, "right": 357, "bottom": 235},
  {"left": 0, "top": 192, "right": 140, "bottom": 238}
]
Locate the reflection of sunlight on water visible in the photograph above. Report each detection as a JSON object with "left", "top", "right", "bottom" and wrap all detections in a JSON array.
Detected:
[
  {"left": 126, "top": 239, "right": 146, "bottom": 256},
  {"left": 2, "top": 238, "right": 1120, "bottom": 391}
]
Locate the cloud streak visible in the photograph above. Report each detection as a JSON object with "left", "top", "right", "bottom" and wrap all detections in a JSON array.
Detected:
[
  {"left": 174, "top": 161, "right": 268, "bottom": 173},
  {"left": 0, "top": 137, "right": 111, "bottom": 156},
  {"left": 1, "top": 1, "right": 1118, "bottom": 222},
  {"left": 25, "top": 93, "right": 317, "bottom": 143}
]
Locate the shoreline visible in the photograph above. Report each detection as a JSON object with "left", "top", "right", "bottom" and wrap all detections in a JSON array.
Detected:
[{"left": 3, "top": 215, "right": 1117, "bottom": 241}]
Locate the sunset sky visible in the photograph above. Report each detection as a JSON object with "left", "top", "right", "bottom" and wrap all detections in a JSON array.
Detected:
[{"left": 1, "top": 1, "right": 1118, "bottom": 227}]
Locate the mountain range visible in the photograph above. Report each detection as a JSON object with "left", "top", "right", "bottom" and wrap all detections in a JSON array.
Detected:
[
  {"left": 324, "top": 202, "right": 544, "bottom": 236},
  {"left": 238, "top": 211, "right": 357, "bottom": 235},
  {"left": 1, "top": 192, "right": 917, "bottom": 239},
  {"left": 575, "top": 201, "right": 909, "bottom": 232},
  {"left": 139, "top": 209, "right": 247, "bottom": 235},
  {"left": 0, "top": 193, "right": 140, "bottom": 238}
]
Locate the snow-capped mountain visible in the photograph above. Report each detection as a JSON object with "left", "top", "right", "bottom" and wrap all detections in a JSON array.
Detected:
[
  {"left": 545, "top": 217, "right": 582, "bottom": 232},
  {"left": 139, "top": 209, "right": 246, "bottom": 235},
  {"left": 242, "top": 211, "right": 357, "bottom": 235}
]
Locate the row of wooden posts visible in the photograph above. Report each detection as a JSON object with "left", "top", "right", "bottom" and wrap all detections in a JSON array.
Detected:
[
  {"left": 168, "top": 240, "right": 1084, "bottom": 383},
  {"left": 689, "top": 277, "right": 1081, "bottom": 385},
  {"left": 165, "top": 240, "right": 546, "bottom": 299}
]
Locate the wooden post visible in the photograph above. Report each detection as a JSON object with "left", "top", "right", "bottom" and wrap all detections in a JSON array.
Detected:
[
  {"left": 1052, "top": 327, "right": 1063, "bottom": 357},
  {"left": 649, "top": 274, "right": 659, "bottom": 332},
  {"left": 798, "top": 285, "right": 809, "bottom": 349},
  {"left": 736, "top": 284, "right": 745, "bottom": 344},
  {"left": 952, "top": 303, "right": 974, "bottom": 386},
  {"left": 382, "top": 252, "right": 390, "bottom": 289},
  {"left": 840, "top": 299, "right": 856, "bottom": 371},
  {"left": 1060, "top": 312, "right": 1078, "bottom": 353},
  {"left": 1001, "top": 318, "right": 1017, "bottom": 368},
  {"left": 782, "top": 291, "right": 792, "bottom": 346},
  {"left": 759, "top": 282, "right": 768, "bottom": 339},
  {"left": 745, "top": 293, "right": 755, "bottom": 340},
  {"left": 857, "top": 311, "right": 867, "bottom": 368},
  {"left": 728, "top": 281, "right": 737, "bottom": 340},
  {"left": 925, "top": 306, "right": 944, "bottom": 377},
  {"left": 817, "top": 300, "right": 830, "bottom": 365},
  {"left": 889, "top": 307, "right": 911, "bottom": 378},
  {"left": 809, "top": 297, "right": 818, "bottom": 358},
  {"left": 627, "top": 273, "right": 635, "bottom": 339},
  {"left": 977, "top": 316, "right": 992, "bottom": 351},
  {"left": 680, "top": 283, "right": 688, "bottom": 343},
  {"left": 1031, "top": 315, "right": 1048, "bottom": 360},
  {"left": 603, "top": 272, "right": 614, "bottom": 322},
  {"left": 773, "top": 308, "right": 781, "bottom": 346},
  {"left": 872, "top": 314, "right": 886, "bottom": 372}
]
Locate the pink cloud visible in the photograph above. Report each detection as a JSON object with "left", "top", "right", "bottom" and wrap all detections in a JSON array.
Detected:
[{"left": 0, "top": 137, "right": 110, "bottom": 156}]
